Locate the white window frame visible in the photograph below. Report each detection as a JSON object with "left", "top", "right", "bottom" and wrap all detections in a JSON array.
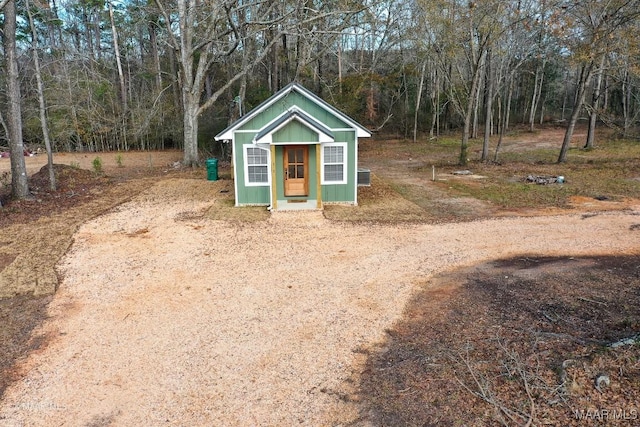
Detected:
[
  {"left": 243, "top": 145, "right": 270, "bottom": 187},
  {"left": 321, "top": 142, "right": 347, "bottom": 185}
]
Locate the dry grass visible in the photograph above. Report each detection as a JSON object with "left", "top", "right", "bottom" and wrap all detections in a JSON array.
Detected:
[
  {"left": 205, "top": 197, "right": 271, "bottom": 223},
  {"left": 357, "top": 127, "right": 640, "bottom": 216},
  {"left": 0, "top": 176, "right": 154, "bottom": 298},
  {"left": 324, "top": 175, "right": 426, "bottom": 223}
]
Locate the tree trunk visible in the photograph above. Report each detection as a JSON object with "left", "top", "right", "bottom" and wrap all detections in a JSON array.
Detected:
[
  {"left": 49, "top": 0, "right": 64, "bottom": 52},
  {"left": 494, "top": 75, "right": 514, "bottom": 162},
  {"left": 460, "top": 49, "right": 486, "bottom": 166},
  {"left": 337, "top": 35, "right": 343, "bottom": 93},
  {"left": 472, "top": 75, "right": 481, "bottom": 139},
  {"left": 183, "top": 96, "right": 200, "bottom": 167},
  {"left": 27, "top": 0, "right": 56, "bottom": 190},
  {"left": 561, "top": 70, "right": 569, "bottom": 121},
  {"left": 82, "top": 6, "right": 94, "bottom": 61},
  {"left": 0, "top": 109, "right": 8, "bottom": 141},
  {"left": 109, "top": 2, "right": 128, "bottom": 151},
  {"left": 505, "top": 73, "right": 513, "bottom": 132},
  {"left": 443, "top": 63, "right": 453, "bottom": 132},
  {"left": 413, "top": 60, "right": 427, "bottom": 142},
  {"left": 481, "top": 49, "right": 493, "bottom": 161},
  {"left": 168, "top": 48, "right": 182, "bottom": 119},
  {"left": 3, "top": 0, "right": 31, "bottom": 199},
  {"left": 238, "top": 74, "right": 247, "bottom": 117},
  {"left": 528, "top": 60, "right": 546, "bottom": 132},
  {"left": 177, "top": 0, "right": 199, "bottom": 166},
  {"left": 494, "top": 106, "right": 506, "bottom": 163},
  {"left": 539, "top": 94, "right": 546, "bottom": 124},
  {"left": 584, "top": 54, "right": 606, "bottom": 149},
  {"left": 429, "top": 67, "right": 439, "bottom": 139},
  {"left": 94, "top": 11, "right": 101, "bottom": 61},
  {"left": 149, "top": 18, "right": 162, "bottom": 92},
  {"left": 622, "top": 64, "right": 631, "bottom": 137},
  {"left": 558, "top": 62, "right": 593, "bottom": 163}
]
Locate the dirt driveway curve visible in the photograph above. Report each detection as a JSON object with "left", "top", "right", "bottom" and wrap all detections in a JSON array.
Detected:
[{"left": 1, "top": 178, "right": 638, "bottom": 426}]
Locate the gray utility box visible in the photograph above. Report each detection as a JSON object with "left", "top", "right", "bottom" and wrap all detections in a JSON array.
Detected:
[{"left": 357, "top": 168, "right": 371, "bottom": 186}]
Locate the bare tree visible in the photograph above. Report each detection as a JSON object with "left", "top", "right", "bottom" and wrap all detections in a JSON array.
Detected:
[
  {"left": 2, "top": 0, "right": 31, "bottom": 199},
  {"left": 109, "top": 2, "right": 128, "bottom": 149},
  {"left": 584, "top": 54, "right": 607, "bottom": 149},
  {"left": 481, "top": 48, "right": 493, "bottom": 161},
  {"left": 558, "top": 0, "right": 640, "bottom": 163},
  {"left": 155, "top": 0, "right": 361, "bottom": 166},
  {"left": 418, "top": 0, "right": 539, "bottom": 165},
  {"left": 26, "top": 0, "right": 56, "bottom": 190}
]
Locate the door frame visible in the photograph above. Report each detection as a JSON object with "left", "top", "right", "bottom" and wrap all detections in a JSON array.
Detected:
[{"left": 283, "top": 145, "right": 309, "bottom": 197}]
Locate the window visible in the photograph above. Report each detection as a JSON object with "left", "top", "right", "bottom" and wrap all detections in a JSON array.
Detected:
[
  {"left": 244, "top": 146, "right": 269, "bottom": 186},
  {"left": 322, "top": 143, "right": 347, "bottom": 184}
]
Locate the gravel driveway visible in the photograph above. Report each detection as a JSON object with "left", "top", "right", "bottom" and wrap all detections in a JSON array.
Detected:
[{"left": 1, "top": 179, "right": 638, "bottom": 426}]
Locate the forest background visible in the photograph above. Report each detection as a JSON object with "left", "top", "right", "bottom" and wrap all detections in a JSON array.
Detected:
[{"left": 1, "top": 0, "right": 639, "bottom": 189}]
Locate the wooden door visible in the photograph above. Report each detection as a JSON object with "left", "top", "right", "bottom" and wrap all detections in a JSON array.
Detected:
[{"left": 284, "top": 145, "right": 308, "bottom": 196}]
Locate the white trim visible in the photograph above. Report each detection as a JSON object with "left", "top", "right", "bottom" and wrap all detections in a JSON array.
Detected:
[
  {"left": 235, "top": 128, "right": 355, "bottom": 134},
  {"left": 354, "top": 137, "right": 359, "bottom": 205},
  {"left": 291, "top": 85, "right": 371, "bottom": 138},
  {"left": 243, "top": 145, "right": 271, "bottom": 187},
  {"left": 215, "top": 83, "right": 371, "bottom": 140},
  {"left": 270, "top": 141, "right": 320, "bottom": 146},
  {"left": 321, "top": 142, "right": 348, "bottom": 185},
  {"left": 253, "top": 106, "right": 334, "bottom": 145},
  {"left": 232, "top": 133, "right": 239, "bottom": 206}
]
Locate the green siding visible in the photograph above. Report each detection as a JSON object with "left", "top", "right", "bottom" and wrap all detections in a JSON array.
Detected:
[
  {"left": 322, "top": 184, "right": 353, "bottom": 202},
  {"left": 233, "top": 90, "right": 360, "bottom": 207},
  {"left": 238, "top": 92, "right": 351, "bottom": 132},
  {"left": 240, "top": 186, "right": 270, "bottom": 205},
  {"left": 233, "top": 132, "right": 270, "bottom": 205},
  {"left": 273, "top": 121, "right": 319, "bottom": 143},
  {"left": 321, "top": 130, "right": 356, "bottom": 203}
]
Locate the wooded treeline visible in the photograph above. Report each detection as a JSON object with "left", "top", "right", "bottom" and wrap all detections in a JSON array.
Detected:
[{"left": 1, "top": 0, "right": 640, "bottom": 167}]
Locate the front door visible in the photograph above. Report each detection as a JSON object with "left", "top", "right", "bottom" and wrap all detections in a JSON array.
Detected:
[{"left": 284, "top": 145, "right": 308, "bottom": 196}]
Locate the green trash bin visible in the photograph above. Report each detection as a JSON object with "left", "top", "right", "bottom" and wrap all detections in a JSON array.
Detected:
[{"left": 206, "top": 158, "right": 218, "bottom": 181}]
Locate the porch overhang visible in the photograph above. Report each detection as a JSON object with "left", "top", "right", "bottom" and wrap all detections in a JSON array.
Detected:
[{"left": 253, "top": 107, "right": 334, "bottom": 145}]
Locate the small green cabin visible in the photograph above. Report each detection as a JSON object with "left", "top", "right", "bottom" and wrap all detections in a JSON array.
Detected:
[{"left": 215, "top": 83, "right": 371, "bottom": 211}]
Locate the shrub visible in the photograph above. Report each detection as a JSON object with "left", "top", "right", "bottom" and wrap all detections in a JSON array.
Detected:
[{"left": 92, "top": 156, "right": 103, "bottom": 174}]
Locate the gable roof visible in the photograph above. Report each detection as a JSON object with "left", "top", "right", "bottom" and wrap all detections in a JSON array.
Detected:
[
  {"left": 253, "top": 107, "right": 334, "bottom": 145},
  {"left": 215, "top": 82, "right": 371, "bottom": 140}
]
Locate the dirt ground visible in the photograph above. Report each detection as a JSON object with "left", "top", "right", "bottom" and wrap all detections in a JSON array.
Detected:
[
  {"left": 0, "top": 135, "right": 639, "bottom": 426},
  {"left": 359, "top": 255, "right": 640, "bottom": 426},
  {"left": 0, "top": 151, "right": 183, "bottom": 178}
]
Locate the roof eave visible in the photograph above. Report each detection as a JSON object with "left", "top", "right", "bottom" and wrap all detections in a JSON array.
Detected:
[{"left": 215, "top": 82, "right": 372, "bottom": 141}]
